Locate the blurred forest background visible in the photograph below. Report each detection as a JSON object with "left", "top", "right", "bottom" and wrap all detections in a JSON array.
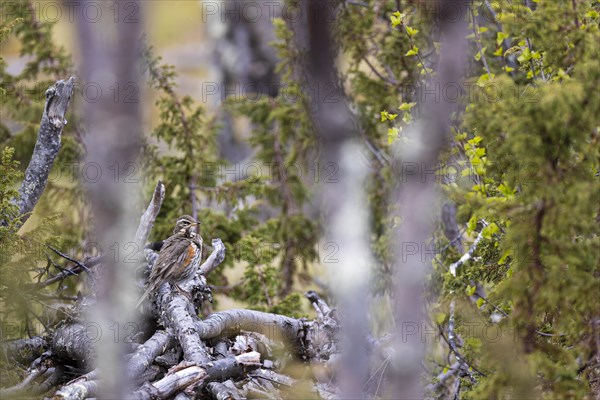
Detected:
[{"left": 1, "top": 0, "right": 599, "bottom": 398}]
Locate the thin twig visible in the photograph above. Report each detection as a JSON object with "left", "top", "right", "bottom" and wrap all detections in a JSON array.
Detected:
[
  {"left": 361, "top": 56, "right": 398, "bottom": 85},
  {"left": 46, "top": 245, "right": 93, "bottom": 276}
]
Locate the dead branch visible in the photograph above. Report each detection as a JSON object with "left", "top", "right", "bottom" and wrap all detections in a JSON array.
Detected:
[
  {"left": 128, "top": 330, "right": 178, "bottom": 384},
  {"left": 135, "top": 181, "right": 166, "bottom": 246},
  {"left": 56, "top": 329, "right": 179, "bottom": 400},
  {"left": 35, "top": 256, "right": 103, "bottom": 288},
  {"left": 6, "top": 77, "right": 75, "bottom": 229},
  {"left": 249, "top": 369, "right": 297, "bottom": 387},
  {"left": 197, "top": 238, "right": 226, "bottom": 276},
  {"left": 133, "top": 352, "right": 261, "bottom": 399},
  {"left": 158, "top": 288, "right": 211, "bottom": 365},
  {"left": 1, "top": 336, "right": 46, "bottom": 366},
  {"left": 54, "top": 378, "right": 98, "bottom": 400},
  {"left": 195, "top": 309, "right": 306, "bottom": 353},
  {"left": 426, "top": 362, "right": 460, "bottom": 393},
  {"left": 37, "top": 181, "right": 165, "bottom": 290},
  {"left": 51, "top": 323, "right": 96, "bottom": 367},
  {"left": 206, "top": 380, "right": 242, "bottom": 400},
  {"left": 305, "top": 290, "right": 333, "bottom": 319},
  {"left": 0, "top": 365, "right": 63, "bottom": 398}
]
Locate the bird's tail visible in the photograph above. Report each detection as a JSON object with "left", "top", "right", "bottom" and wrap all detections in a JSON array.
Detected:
[{"left": 135, "top": 284, "right": 154, "bottom": 309}]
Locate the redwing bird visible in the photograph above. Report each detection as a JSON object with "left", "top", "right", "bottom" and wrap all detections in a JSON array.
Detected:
[{"left": 136, "top": 215, "right": 202, "bottom": 308}]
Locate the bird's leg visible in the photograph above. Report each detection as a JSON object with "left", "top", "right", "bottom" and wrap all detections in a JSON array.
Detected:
[{"left": 173, "top": 284, "right": 193, "bottom": 302}]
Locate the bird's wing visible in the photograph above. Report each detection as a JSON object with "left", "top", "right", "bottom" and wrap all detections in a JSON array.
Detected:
[{"left": 149, "top": 236, "right": 190, "bottom": 282}]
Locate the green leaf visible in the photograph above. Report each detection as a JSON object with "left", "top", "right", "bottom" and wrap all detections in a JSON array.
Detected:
[
  {"left": 476, "top": 73, "right": 495, "bottom": 86},
  {"left": 399, "top": 102, "right": 417, "bottom": 111},
  {"left": 482, "top": 222, "right": 499, "bottom": 239},
  {"left": 474, "top": 47, "right": 487, "bottom": 61},
  {"left": 390, "top": 11, "right": 403, "bottom": 28},
  {"left": 498, "top": 182, "right": 515, "bottom": 197},
  {"left": 405, "top": 45, "right": 419, "bottom": 57},
  {"left": 435, "top": 313, "right": 447, "bottom": 324},
  {"left": 468, "top": 136, "right": 483, "bottom": 145},
  {"left": 406, "top": 26, "right": 419, "bottom": 37},
  {"left": 455, "top": 132, "right": 467, "bottom": 141},
  {"left": 517, "top": 47, "right": 532, "bottom": 63},
  {"left": 380, "top": 111, "right": 398, "bottom": 122},
  {"left": 496, "top": 31, "right": 508, "bottom": 46},
  {"left": 586, "top": 10, "right": 599, "bottom": 19},
  {"left": 476, "top": 298, "right": 485, "bottom": 308},
  {"left": 387, "top": 127, "right": 400, "bottom": 144},
  {"left": 498, "top": 249, "right": 512, "bottom": 264},
  {"left": 466, "top": 285, "right": 476, "bottom": 296},
  {"left": 467, "top": 215, "right": 477, "bottom": 234}
]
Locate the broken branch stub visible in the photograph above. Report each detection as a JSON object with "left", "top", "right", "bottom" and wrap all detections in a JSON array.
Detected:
[{"left": 13, "top": 77, "right": 75, "bottom": 229}]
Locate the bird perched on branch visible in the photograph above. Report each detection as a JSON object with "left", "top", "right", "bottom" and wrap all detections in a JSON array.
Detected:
[{"left": 136, "top": 215, "right": 202, "bottom": 308}]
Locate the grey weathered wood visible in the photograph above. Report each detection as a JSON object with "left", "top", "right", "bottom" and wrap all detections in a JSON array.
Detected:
[
  {"left": 390, "top": 1, "right": 470, "bottom": 397},
  {"left": 195, "top": 309, "right": 305, "bottom": 350},
  {"left": 1, "top": 336, "right": 46, "bottom": 365},
  {"left": 197, "top": 238, "right": 226, "bottom": 276},
  {"left": 11, "top": 77, "right": 75, "bottom": 229},
  {"left": 127, "top": 330, "right": 177, "bottom": 385},
  {"left": 159, "top": 290, "right": 211, "bottom": 365},
  {"left": 135, "top": 181, "right": 166, "bottom": 246},
  {"left": 291, "top": 2, "right": 371, "bottom": 397}
]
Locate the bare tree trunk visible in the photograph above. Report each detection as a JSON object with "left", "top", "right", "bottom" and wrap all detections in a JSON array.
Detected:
[
  {"left": 202, "top": 0, "right": 280, "bottom": 163},
  {"left": 75, "top": 1, "right": 144, "bottom": 397},
  {"left": 391, "top": 1, "right": 470, "bottom": 398},
  {"left": 290, "top": 1, "right": 373, "bottom": 397}
]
